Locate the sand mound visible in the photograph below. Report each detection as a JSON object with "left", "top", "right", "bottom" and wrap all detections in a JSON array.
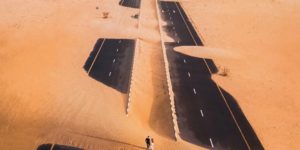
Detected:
[{"left": 174, "top": 46, "right": 241, "bottom": 60}]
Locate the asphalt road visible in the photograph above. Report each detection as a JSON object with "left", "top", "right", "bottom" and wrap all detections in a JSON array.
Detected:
[
  {"left": 37, "top": 144, "right": 82, "bottom": 150},
  {"left": 119, "top": 0, "right": 141, "bottom": 9},
  {"left": 84, "top": 39, "right": 135, "bottom": 93},
  {"left": 159, "top": 1, "right": 263, "bottom": 150}
]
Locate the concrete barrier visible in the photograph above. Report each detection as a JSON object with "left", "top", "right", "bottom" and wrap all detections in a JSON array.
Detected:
[
  {"left": 126, "top": 39, "right": 139, "bottom": 116},
  {"left": 154, "top": 0, "right": 181, "bottom": 141}
]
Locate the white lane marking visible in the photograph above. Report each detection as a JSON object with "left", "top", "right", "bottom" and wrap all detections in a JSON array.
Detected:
[
  {"left": 174, "top": 2, "right": 251, "bottom": 149},
  {"left": 88, "top": 39, "right": 106, "bottom": 74},
  {"left": 177, "top": 40, "right": 180, "bottom": 44},
  {"left": 209, "top": 138, "right": 214, "bottom": 148},
  {"left": 193, "top": 88, "right": 197, "bottom": 94},
  {"left": 113, "top": 58, "right": 116, "bottom": 63},
  {"left": 173, "top": 10, "right": 176, "bottom": 13},
  {"left": 50, "top": 144, "right": 54, "bottom": 150},
  {"left": 162, "top": 10, "right": 164, "bottom": 13},
  {"left": 171, "top": 21, "right": 173, "bottom": 25},
  {"left": 109, "top": 72, "right": 112, "bottom": 77},
  {"left": 116, "top": 48, "right": 119, "bottom": 52},
  {"left": 118, "top": 40, "right": 121, "bottom": 43},
  {"left": 187, "top": 72, "right": 191, "bottom": 77},
  {"left": 183, "top": 59, "right": 186, "bottom": 63},
  {"left": 200, "top": 109, "right": 204, "bottom": 117},
  {"left": 174, "top": 3, "right": 198, "bottom": 46}
]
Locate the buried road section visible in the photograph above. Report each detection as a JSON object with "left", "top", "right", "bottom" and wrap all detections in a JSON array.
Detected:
[
  {"left": 119, "top": 0, "right": 141, "bottom": 9},
  {"left": 158, "top": 1, "right": 264, "bottom": 150},
  {"left": 84, "top": 39, "right": 136, "bottom": 93}
]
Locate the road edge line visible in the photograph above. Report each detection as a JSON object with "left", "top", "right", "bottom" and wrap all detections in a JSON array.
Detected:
[
  {"left": 88, "top": 39, "right": 106, "bottom": 74},
  {"left": 175, "top": 1, "right": 251, "bottom": 149}
]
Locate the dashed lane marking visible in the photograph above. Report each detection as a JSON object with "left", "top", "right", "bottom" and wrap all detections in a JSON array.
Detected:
[
  {"left": 183, "top": 59, "right": 186, "bottom": 63},
  {"left": 174, "top": 2, "right": 251, "bottom": 149},
  {"left": 187, "top": 72, "right": 191, "bottom": 78},
  {"left": 116, "top": 48, "right": 119, "bottom": 52},
  {"left": 210, "top": 138, "right": 214, "bottom": 148},
  {"left": 193, "top": 88, "right": 197, "bottom": 94},
  {"left": 200, "top": 109, "right": 204, "bottom": 117},
  {"left": 113, "top": 58, "right": 116, "bottom": 63},
  {"left": 109, "top": 72, "right": 112, "bottom": 77}
]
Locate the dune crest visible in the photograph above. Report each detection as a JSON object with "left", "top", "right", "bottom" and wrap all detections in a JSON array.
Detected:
[{"left": 174, "top": 46, "right": 241, "bottom": 60}]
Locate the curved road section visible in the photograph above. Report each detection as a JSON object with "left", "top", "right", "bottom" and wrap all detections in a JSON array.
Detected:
[{"left": 158, "top": 1, "right": 263, "bottom": 150}]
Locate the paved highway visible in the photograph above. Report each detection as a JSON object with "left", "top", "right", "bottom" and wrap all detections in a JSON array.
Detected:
[
  {"left": 158, "top": 1, "right": 263, "bottom": 150},
  {"left": 119, "top": 0, "right": 141, "bottom": 9},
  {"left": 84, "top": 39, "right": 135, "bottom": 93},
  {"left": 37, "top": 144, "right": 82, "bottom": 150}
]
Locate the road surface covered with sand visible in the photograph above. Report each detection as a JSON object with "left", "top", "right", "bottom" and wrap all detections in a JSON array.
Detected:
[{"left": 0, "top": 0, "right": 299, "bottom": 149}]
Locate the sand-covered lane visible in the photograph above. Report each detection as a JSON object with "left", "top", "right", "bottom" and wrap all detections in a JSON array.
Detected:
[
  {"left": 0, "top": 0, "right": 142, "bottom": 149},
  {"left": 0, "top": 0, "right": 206, "bottom": 149},
  {"left": 158, "top": 1, "right": 263, "bottom": 149},
  {"left": 179, "top": 0, "right": 300, "bottom": 149}
]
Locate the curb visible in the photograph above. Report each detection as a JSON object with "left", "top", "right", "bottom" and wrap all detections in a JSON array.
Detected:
[
  {"left": 126, "top": 38, "right": 139, "bottom": 116},
  {"left": 154, "top": 0, "right": 181, "bottom": 141}
]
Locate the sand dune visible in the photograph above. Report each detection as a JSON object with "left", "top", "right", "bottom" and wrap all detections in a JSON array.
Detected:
[
  {"left": 0, "top": 0, "right": 299, "bottom": 149},
  {"left": 180, "top": 0, "right": 300, "bottom": 149},
  {"left": 0, "top": 0, "right": 200, "bottom": 149},
  {"left": 174, "top": 46, "right": 241, "bottom": 60}
]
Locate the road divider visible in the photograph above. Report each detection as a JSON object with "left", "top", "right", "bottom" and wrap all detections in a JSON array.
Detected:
[{"left": 155, "top": 0, "right": 181, "bottom": 141}]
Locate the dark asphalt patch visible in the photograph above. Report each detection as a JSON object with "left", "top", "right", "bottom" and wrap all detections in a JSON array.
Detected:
[
  {"left": 119, "top": 0, "right": 141, "bottom": 9},
  {"left": 84, "top": 39, "right": 135, "bottom": 93},
  {"left": 159, "top": 1, "right": 264, "bottom": 149},
  {"left": 37, "top": 144, "right": 83, "bottom": 150}
]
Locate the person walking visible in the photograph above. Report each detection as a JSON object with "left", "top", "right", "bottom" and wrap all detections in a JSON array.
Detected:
[
  {"left": 149, "top": 137, "right": 154, "bottom": 150},
  {"left": 145, "top": 136, "right": 151, "bottom": 150}
]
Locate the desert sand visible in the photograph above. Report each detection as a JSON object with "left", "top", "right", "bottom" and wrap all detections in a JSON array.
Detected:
[
  {"left": 177, "top": 0, "right": 300, "bottom": 149},
  {"left": 0, "top": 0, "right": 200, "bottom": 149},
  {"left": 0, "top": 0, "right": 299, "bottom": 149}
]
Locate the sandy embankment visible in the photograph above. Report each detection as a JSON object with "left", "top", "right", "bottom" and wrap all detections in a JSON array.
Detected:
[
  {"left": 0, "top": 0, "right": 201, "bottom": 149},
  {"left": 0, "top": 0, "right": 142, "bottom": 149},
  {"left": 178, "top": 0, "right": 300, "bottom": 149}
]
